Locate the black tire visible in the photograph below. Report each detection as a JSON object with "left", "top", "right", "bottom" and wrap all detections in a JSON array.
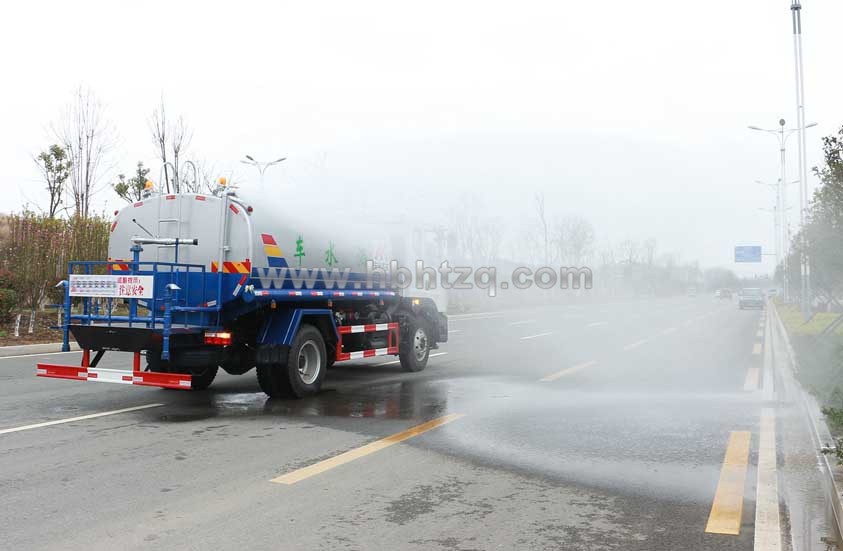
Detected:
[
  {"left": 146, "top": 350, "right": 218, "bottom": 390},
  {"left": 189, "top": 365, "right": 219, "bottom": 390},
  {"left": 256, "top": 324, "right": 327, "bottom": 398},
  {"left": 399, "top": 316, "right": 430, "bottom": 372}
]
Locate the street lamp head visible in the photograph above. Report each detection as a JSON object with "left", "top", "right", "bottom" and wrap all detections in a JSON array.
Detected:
[
  {"left": 273, "top": 157, "right": 287, "bottom": 164},
  {"left": 779, "top": 119, "right": 786, "bottom": 127},
  {"left": 245, "top": 155, "right": 255, "bottom": 161},
  {"left": 748, "top": 125, "right": 762, "bottom": 131},
  {"left": 805, "top": 122, "right": 818, "bottom": 129}
]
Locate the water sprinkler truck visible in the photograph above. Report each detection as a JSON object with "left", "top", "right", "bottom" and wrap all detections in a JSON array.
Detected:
[{"left": 36, "top": 182, "right": 448, "bottom": 397}]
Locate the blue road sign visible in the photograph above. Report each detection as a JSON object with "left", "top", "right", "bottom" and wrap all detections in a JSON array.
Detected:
[{"left": 735, "top": 246, "right": 762, "bottom": 263}]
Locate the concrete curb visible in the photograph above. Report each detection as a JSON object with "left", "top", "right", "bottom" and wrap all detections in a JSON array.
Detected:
[
  {"left": 770, "top": 302, "right": 843, "bottom": 539},
  {"left": 0, "top": 342, "right": 80, "bottom": 358}
]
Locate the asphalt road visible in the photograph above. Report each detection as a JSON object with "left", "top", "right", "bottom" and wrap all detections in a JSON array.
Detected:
[{"left": 0, "top": 296, "right": 830, "bottom": 550}]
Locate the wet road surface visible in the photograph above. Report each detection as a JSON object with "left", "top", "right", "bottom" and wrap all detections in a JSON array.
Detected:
[{"left": 0, "top": 297, "right": 834, "bottom": 550}]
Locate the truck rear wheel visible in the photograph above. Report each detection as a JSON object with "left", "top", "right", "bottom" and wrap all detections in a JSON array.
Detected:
[
  {"left": 146, "top": 351, "right": 218, "bottom": 390},
  {"left": 399, "top": 317, "right": 430, "bottom": 372},
  {"left": 256, "top": 324, "right": 327, "bottom": 398}
]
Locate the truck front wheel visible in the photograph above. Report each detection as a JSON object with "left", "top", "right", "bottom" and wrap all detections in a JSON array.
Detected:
[
  {"left": 256, "top": 324, "right": 327, "bottom": 398},
  {"left": 399, "top": 317, "right": 430, "bottom": 372}
]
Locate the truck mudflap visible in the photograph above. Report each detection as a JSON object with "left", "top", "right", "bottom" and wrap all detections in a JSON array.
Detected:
[{"left": 36, "top": 360, "right": 192, "bottom": 390}]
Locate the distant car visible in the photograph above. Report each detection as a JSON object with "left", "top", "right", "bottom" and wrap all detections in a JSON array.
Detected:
[
  {"left": 720, "top": 288, "right": 732, "bottom": 299},
  {"left": 738, "top": 287, "right": 764, "bottom": 309},
  {"left": 766, "top": 289, "right": 777, "bottom": 298},
  {"left": 714, "top": 290, "right": 721, "bottom": 298}
]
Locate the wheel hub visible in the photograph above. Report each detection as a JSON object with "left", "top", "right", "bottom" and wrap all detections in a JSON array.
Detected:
[
  {"left": 297, "top": 341, "right": 321, "bottom": 385},
  {"left": 413, "top": 328, "right": 428, "bottom": 361}
]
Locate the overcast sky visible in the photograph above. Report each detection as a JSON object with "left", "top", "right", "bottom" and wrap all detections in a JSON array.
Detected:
[{"left": 3, "top": 0, "right": 842, "bottom": 275}]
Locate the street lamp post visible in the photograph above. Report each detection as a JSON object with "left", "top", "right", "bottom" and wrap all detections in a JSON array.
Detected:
[
  {"left": 757, "top": 205, "right": 780, "bottom": 269},
  {"left": 755, "top": 181, "right": 781, "bottom": 268},
  {"left": 791, "top": 0, "right": 811, "bottom": 320},
  {"left": 240, "top": 155, "right": 287, "bottom": 186},
  {"left": 748, "top": 120, "right": 816, "bottom": 302}
]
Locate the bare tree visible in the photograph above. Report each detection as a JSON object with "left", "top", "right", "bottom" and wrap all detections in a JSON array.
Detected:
[
  {"left": 149, "top": 98, "right": 193, "bottom": 193},
  {"left": 564, "top": 215, "right": 595, "bottom": 265},
  {"left": 53, "top": 87, "right": 116, "bottom": 218},
  {"left": 643, "top": 238, "right": 658, "bottom": 266},
  {"left": 617, "top": 240, "right": 640, "bottom": 265},
  {"left": 33, "top": 144, "right": 71, "bottom": 218},
  {"left": 534, "top": 193, "right": 549, "bottom": 265}
]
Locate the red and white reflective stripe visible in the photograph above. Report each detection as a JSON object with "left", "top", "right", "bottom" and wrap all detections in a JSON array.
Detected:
[
  {"left": 337, "top": 323, "right": 393, "bottom": 334},
  {"left": 310, "top": 291, "right": 324, "bottom": 296},
  {"left": 338, "top": 322, "right": 396, "bottom": 334},
  {"left": 37, "top": 364, "right": 192, "bottom": 390},
  {"left": 288, "top": 291, "right": 303, "bottom": 296},
  {"left": 336, "top": 346, "right": 398, "bottom": 361},
  {"left": 203, "top": 300, "right": 218, "bottom": 307},
  {"left": 232, "top": 274, "right": 248, "bottom": 296}
]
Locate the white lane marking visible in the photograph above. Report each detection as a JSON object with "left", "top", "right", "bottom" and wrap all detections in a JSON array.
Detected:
[
  {"left": 519, "top": 332, "right": 553, "bottom": 341},
  {"left": 753, "top": 343, "right": 763, "bottom": 355},
  {"left": 448, "top": 312, "right": 507, "bottom": 321},
  {"left": 586, "top": 321, "right": 608, "bottom": 328},
  {"left": 540, "top": 360, "right": 598, "bottom": 382},
  {"left": 0, "top": 350, "right": 79, "bottom": 361},
  {"left": 0, "top": 403, "right": 163, "bottom": 435},
  {"left": 762, "top": 320, "right": 775, "bottom": 402},
  {"left": 754, "top": 408, "right": 782, "bottom": 551},
  {"left": 508, "top": 319, "right": 536, "bottom": 326},
  {"left": 661, "top": 327, "right": 677, "bottom": 335},
  {"left": 743, "top": 368, "right": 760, "bottom": 391},
  {"left": 623, "top": 339, "right": 648, "bottom": 351},
  {"left": 448, "top": 330, "right": 462, "bottom": 334},
  {"left": 375, "top": 352, "right": 448, "bottom": 367}
]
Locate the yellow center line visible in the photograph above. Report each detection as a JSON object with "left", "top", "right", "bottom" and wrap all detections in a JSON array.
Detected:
[
  {"left": 539, "top": 360, "right": 598, "bottom": 382},
  {"left": 705, "top": 430, "right": 751, "bottom": 535},
  {"left": 753, "top": 342, "right": 763, "bottom": 355},
  {"left": 743, "top": 368, "right": 760, "bottom": 391},
  {"left": 271, "top": 413, "right": 465, "bottom": 485}
]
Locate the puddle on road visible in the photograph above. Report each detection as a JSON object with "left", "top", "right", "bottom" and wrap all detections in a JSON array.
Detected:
[{"left": 147, "top": 379, "right": 457, "bottom": 424}]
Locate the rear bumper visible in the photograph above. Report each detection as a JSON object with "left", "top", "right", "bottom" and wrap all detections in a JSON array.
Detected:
[{"left": 36, "top": 363, "right": 192, "bottom": 390}]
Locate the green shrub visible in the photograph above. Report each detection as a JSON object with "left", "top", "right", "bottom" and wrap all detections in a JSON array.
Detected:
[{"left": 0, "top": 288, "right": 18, "bottom": 322}]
